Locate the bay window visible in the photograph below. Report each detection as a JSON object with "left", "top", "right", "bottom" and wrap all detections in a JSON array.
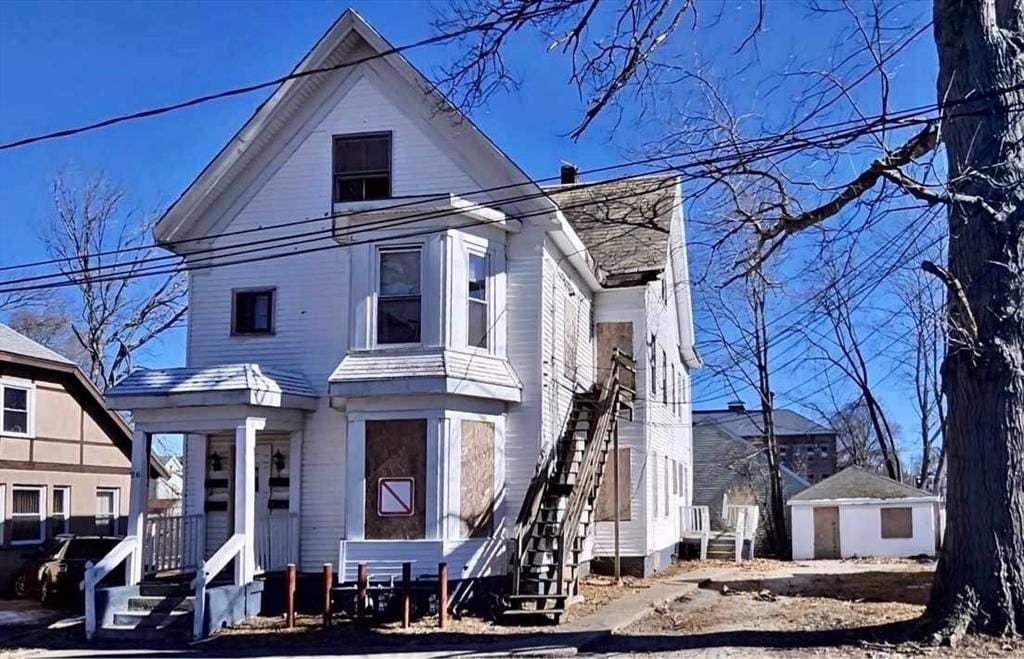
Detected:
[
  {"left": 468, "top": 252, "right": 488, "bottom": 349},
  {"left": 377, "top": 248, "right": 422, "bottom": 345}
]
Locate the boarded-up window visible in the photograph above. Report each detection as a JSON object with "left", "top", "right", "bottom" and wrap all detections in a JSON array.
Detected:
[
  {"left": 460, "top": 420, "right": 495, "bottom": 538},
  {"left": 596, "top": 448, "right": 631, "bottom": 522},
  {"left": 365, "top": 419, "right": 427, "bottom": 539},
  {"left": 880, "top": 507, "right": 913, "bottom": 539},
  {"left": 596, "top": 322, "right": 634, "bottom": 390},
  {"left": 564, "top": 295, "right": 579, "bottom": 380}
]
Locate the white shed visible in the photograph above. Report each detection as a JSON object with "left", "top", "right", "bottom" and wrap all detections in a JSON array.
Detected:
[{"left": 788, "top": 466, "right": 943, "bottom": 560}]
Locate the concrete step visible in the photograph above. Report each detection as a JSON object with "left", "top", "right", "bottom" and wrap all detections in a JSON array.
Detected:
[
  {"left": 127, "top": 595, "right": 194, "bottom": 613},
  {"left": 111, "top": 608, "right": 191, "bottom": 629}
]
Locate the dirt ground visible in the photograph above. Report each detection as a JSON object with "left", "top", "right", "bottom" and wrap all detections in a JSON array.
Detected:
[{"left": 626, "top": 558, "right": 1024, "bottom": 658}]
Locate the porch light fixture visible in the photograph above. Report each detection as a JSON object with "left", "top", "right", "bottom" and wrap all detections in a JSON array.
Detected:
[
  {"left": 209, "top": 451, "right": 223, "bottom": 472},
  {"left": 272, "top": 449, "right": 286, "bottom": 474}
]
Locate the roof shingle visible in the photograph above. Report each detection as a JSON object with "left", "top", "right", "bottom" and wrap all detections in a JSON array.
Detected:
[
  {"left": 789, "top": 466, "right": 937, "bottom": 502},
  {"left": 545, "top": 175, "right": 678, "bottom": 276},
  {"left": 0, "top": 323, "right": 74, "bottom": 365}
]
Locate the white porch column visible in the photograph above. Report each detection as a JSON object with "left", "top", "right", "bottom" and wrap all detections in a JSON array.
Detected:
[
  {"left": 127, "top": 429, "right": 151, "bottom": 585},
  {"left": 234, "top": 417, "right": 265, "bottom": 585}
]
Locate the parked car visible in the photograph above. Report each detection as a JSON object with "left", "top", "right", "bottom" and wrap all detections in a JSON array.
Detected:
[{"left": 11, "top": 535, "right": 123, "bottom": 605}]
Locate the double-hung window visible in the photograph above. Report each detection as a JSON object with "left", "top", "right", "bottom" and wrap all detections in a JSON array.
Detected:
[
  {"left": 2, "top": 381, "right": 32, "bottom": 436},
  {"left": 377, "top": 248, "right": 422, "bottom": 345},
  {"left": 333, "top": 133, "right": 391, "bottom": 202},
  {"left": 95, "top": 488, "right": 119, "bottom": 535},
  {"left": 11, "top": 486, "right": 44, "bottom": 544},
  {"left": 51, "top": 486, "right": 70, "bottom": 536},
  {"left": 467, "top": 252, "right": 489, "bottom": 349}
]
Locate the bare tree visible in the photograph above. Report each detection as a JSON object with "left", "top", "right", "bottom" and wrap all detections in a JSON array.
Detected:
[
  {"left": 434, "top": 0, "right": 1023, "bottom": 639},
  {"left": 829, "top": 398, "right": 887, "bottom": 470},
  {"left": 40, "top": 171, "right": 187, "bottom": 390}
]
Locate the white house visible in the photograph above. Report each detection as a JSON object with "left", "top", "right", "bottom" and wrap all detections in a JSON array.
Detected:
[
  {"left": 91, "top": 10, "right": 700, "bottom": 639},
  {"left": 789, "top": 466, "right": 943, "bottom": 560}
]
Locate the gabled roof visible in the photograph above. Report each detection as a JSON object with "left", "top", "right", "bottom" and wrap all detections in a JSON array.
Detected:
[
  {"left": 154, "top": 9, "right": 551, "bottom": 247},
  {"left": 544, "top": 175, "right": 678, "bottom": 277},
  {"left": 693, "top": 407, "right": 833, "bottom": 437},
  {"left": 789, "top": 466, "right": 937, "bottom": 502},
  {"left": 1, "top": 322, "right": 74, "bottom": 365},
  {"left": 0, "top": 323, "right": 168, "bottom": 479}
]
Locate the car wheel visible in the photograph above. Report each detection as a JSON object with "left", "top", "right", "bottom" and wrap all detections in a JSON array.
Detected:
[
  {"left": 39, "top": 577, "right": 53, "bottom": 606},
  {"left": 13, "top": 574, "right": 28, "bottom": 598}
]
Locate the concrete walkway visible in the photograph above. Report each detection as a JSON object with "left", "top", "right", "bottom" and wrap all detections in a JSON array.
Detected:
[{"left": 562, "top": 565, "right": 730, "bottom": 633}]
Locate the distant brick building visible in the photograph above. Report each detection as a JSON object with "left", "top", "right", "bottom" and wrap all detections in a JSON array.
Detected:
[{"left": 694, "top": 401, "right": 838, "bottom": 483}]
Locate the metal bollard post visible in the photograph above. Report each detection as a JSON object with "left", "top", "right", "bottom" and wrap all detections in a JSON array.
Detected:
[{"left": 321, "top": 563, "right": 333, "bottom": 627}]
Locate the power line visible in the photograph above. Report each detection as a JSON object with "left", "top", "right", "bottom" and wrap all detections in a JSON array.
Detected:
[
  {"left": 5, "top": 98, "right": 1016, "bottom": 291},
  {"left": 0, "top": 5, "right": 575, "bottom": 151}
]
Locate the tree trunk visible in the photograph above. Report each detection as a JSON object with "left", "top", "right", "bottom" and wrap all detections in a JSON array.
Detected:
[{"left": 928, "top": 0, "right": 1024, "bottom": 638}]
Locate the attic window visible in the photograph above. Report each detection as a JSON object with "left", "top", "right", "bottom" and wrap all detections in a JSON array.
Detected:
[{"left": 333, "top": 133, "right": 391, "bottom": 202}]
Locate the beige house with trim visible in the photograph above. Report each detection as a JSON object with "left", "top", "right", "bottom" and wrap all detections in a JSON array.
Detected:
[{"left": 0, "top": 323, "right": 166, "bottom": 588}]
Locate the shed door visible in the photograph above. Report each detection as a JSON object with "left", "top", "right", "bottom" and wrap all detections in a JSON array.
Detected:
[{"left": 813, "top": 506, "right": 840, "bottom": 559}]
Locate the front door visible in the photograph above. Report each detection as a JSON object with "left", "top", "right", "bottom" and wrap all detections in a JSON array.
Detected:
[
  {"left": 813, "top": 506, "right": 841, "bottom": 559},
  {"left": 255, "top": 439, "right": 291, "bottom": 572}
]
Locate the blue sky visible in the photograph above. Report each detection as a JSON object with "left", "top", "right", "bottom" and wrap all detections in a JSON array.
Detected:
[{"left": 0, "top": 1, "right": 939, "bottom": 455}]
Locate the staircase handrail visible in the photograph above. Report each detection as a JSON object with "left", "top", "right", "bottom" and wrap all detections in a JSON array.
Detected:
[
  {"left": 557, "top": 349, "right": 634, "bottom": 595},
  {"left": 81, "top": 535, "right": 139, "bottom": 639},
  {"left": 191, "top": 533, "right": 245, "bottom": 641}
]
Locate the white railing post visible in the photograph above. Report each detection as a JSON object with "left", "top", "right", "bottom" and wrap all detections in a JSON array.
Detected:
[
  {"left": 234, "top": 418, "right": 264, "bottom": 586},
  {"left": 193, "top": 560, "right": 207, "bottom": 641},
  {"left": 84, "top": 562, "right": 96, "bottom": 639},
  {"left": 81, "top": 536, "right": 138, "bottom": 639},
  {"left": 127, "top": 430, "right": 150, "bottom": 585}
]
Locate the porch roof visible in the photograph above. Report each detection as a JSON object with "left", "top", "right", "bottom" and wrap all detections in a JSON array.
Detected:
[{"left": 106, "top": 363, "right": 319, "bottom": 410}]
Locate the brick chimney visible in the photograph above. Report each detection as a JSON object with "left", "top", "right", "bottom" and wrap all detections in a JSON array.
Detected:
[
  {"left": 727, "top": 400, "right": 746, "bottom": 413},
  {"left": 560, "top": 162, "right": 579, "bottom": 185}
]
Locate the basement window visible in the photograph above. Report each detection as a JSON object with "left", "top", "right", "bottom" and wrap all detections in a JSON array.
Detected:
[
  {"left": 233, "top": 289, "right": 275, "bottom": 335},
  {"left": 333, "top": 133, "right": 391, "bottom": 202}
]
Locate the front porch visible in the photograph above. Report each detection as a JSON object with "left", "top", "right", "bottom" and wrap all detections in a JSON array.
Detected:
[{"left": 85, "top": 364, "right": 317, "bottom": 640}]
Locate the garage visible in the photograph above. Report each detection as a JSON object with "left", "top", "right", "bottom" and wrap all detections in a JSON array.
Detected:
[{"left": 788, "top": 466, "right": 943, "bottom": 560}]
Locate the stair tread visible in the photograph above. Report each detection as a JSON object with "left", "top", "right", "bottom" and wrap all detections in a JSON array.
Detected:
[
  {"left": 503, "top": 608, "right": 566, "bottom": 616},
  {"left": 508, "top": 593, "right": 569, "bottom": 601}
]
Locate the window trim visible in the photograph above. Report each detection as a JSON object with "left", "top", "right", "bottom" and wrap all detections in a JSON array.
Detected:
[
  {"left": 95, "top": 487, "right": 120, "bottom": 536},
  {"left": 51, "top": 485, "right": 70, "bottom": 537},
  {"left": 1, "top": 378, "right": 35, "bottom": 438},
  {"left": 374, "top": 245, "right": 424, "bottom": 348},
  {"left": 332, "top": 131, "right": 393, "bottom": 203},
  {"left": 466, "top": 249, "right": 491, "bottom": 352},
  {"left": 10, "top": 484, "right": 46, "bottom": 545},
  {"left": 231, "top": 287, "right": 277, "bottom": 336}
]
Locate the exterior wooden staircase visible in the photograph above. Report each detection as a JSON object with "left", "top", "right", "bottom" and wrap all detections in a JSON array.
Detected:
[{"left": 504, "top": 350, "right": 635, "bottom": 622}]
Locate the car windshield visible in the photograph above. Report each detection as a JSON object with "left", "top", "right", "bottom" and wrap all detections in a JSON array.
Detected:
[{"left": 65, "top": 538, "right": 120, "bottom": 560}]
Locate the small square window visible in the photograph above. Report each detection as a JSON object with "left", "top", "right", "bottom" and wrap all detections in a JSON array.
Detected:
[
  {"left": 233, "top": 289, "right": 275, "bottom": 335},
  {"left": 880, "top": 507, "right": 913, "bottom": 539}
]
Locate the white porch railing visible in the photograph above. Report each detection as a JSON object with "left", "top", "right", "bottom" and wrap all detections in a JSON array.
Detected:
[
  {"left": 192, "top": 533, "right": 245, "bottom": 641},
  {"left": 338, "top": 538, "right": 506, "bottom": 584},
  {"left": 679, "top": 505, "right": 711, "bottom": 559},
  {"left": 82, "top": 535, "right": 139, "bottom": 639},
  {"left": 144, "top": 514, "right": 204, "bottom": 575},
  {"left": 724, "top": 504, "right": 760, "bottom": 561},
  {"left": 255, "top": 513, "right": 299, "bottom": 573}
]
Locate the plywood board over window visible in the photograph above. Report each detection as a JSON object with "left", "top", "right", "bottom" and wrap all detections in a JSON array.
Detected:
[
  {"left": 596, "top": 448, "right": 631, "bottom": 522},
  {"left": 880, "top": 507, "right": 913, "bottom": 539},
  {"left": 365, "top": 419, "right": 427, "bottom": 539},
  {"left": 596, "top": 322, "right": 634, "bottom": 390},
  {"left": 460, "top": 420, "right": 495, "bottom": 538}
]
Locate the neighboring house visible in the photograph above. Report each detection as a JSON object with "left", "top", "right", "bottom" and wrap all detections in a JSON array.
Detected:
[
  {"left": 95, "top": 10, "right": 699, "bottom": 638},
  {"left": 788, "top": 466, "right": 943, "bottom": 560},
  {"left": 693, "top": 401, "right": 837, "bottom": 483},
  {"left": 691, "top": 422, "right": 808, "bottom": 546},
  {"left": 0, "top": 324, "right": 167, "bottom": 589},
  {"left": 149, "top": 454, "right": 183, "bottom": 516}
]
